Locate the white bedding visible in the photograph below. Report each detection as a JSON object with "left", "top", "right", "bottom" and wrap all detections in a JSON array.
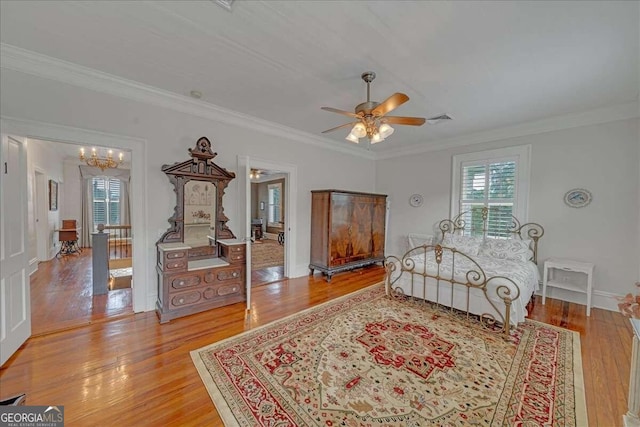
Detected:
[{"left": 388, "top": 251, "right": 540, "bottom": 325}]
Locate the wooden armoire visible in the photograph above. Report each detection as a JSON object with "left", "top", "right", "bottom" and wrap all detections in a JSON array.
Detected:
[{"left": 309, "top": 190, "right": 387, "bottom": 282}]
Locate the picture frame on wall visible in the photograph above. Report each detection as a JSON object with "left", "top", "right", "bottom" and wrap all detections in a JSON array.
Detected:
[{"left": 49, "top": 179, "right": 58, "bottom": 211}]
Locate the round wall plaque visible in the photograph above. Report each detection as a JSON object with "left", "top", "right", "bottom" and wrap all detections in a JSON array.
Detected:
[{"left": 564, "top": 188, "right": 592, "bottom": 208}]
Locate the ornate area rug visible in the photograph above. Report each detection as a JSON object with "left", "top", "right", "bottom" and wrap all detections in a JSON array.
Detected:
[{"left": 191, "top": 284, "right": 587, "bottom": 426}]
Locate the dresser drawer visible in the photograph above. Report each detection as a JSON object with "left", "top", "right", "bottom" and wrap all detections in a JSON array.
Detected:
[
  {"left": 202, "top": 282, "right": 243, "bottom": 300},
  {"left": 216, "top": 268, "right": 242, "bottom": 281},
  {"left": 171, "top": 273, "right": 202, "bottom": 291},
  {"left": 203, "top": 268, "right": 242, "bottom": 283},
  {"left": 228, "top": 245, "right": 245, "bottom": 254},
  {"left": 228, "top": 253, "right": 246, "bottom": 262},
  {"left": 164, "top": 260, "right": 187, "bottom": 271},
  {"left": 165, "top": 250, "right": 186, "bottom": 261},
  {"left": 170, "top": 290, "right": 202, "bottom": 308}
]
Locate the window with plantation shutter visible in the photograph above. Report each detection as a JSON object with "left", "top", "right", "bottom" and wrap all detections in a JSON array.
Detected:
[
  {"left": 451, "top": 146, "right": 531, "bottom": 238},
  {"left": 92, "top": 177, "right": 121, "bottom": 230},
  {"left": 267, "top": 182, "right": 282, "bottom": 227}
]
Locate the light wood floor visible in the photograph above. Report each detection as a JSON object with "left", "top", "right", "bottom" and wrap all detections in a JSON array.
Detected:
[
  {"left": 30, "top": 249, "right": 132, "bottom": 336},
  {"left": 2, "top": 264, "right": 632, "bottom": 426}
]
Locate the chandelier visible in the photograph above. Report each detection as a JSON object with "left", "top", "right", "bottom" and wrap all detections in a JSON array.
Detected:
[
  {"left": 249, "top": 169, "right": 261, "bottom": 179},
  {"left": 80, "top": 148, "right": 123, "bottom": 171}
]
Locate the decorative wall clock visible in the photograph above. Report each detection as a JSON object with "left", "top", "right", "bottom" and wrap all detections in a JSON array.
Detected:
[
  {"left": 564, "top": 188, "right": 592, "bottom": 208},
  {"left": 409, "top": 193, "right": 424, "bottom": 207}
]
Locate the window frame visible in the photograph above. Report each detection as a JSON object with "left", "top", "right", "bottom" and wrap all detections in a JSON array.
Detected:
[
  {"left": 451, "top": 145, "right": 531, "bottom": 224},
  {"left": 267, "top": 182, "right": 283, "bottom": 228},
  {"left": 92, "top": 176, "right": 122, "bottom": 230}
]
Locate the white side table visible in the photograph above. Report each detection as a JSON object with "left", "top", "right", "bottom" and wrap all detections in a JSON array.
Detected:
[
  {"left": 624, "top": 319, "right": 640, "bottom": 426},
  {"left": 542, "top": 258, "right": 595, "bottom": 316}
]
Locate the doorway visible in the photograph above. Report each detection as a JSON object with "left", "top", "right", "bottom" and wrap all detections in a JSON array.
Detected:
[
  {"left": 240, "top": 156, "right": 298, "bottom": 296},
  {"left": 28, "top": 138, "right": 134, "bottom": 335},
  {"left": 249, "top": 169, "right": 286, "bottom": 287}
]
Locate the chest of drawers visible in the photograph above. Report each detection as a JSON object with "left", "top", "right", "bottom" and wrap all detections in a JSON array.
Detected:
[{"left": 156, "top": 240, "right": 246, "bottom": 323}]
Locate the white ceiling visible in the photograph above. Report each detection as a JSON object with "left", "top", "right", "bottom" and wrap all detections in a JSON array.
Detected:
[{"left": 1, "top": 1, "right": 638, "bottom": 154}]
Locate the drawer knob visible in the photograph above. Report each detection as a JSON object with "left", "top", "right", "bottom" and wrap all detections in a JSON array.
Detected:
[
  {"left": 178, "top": 298, "right": 184, "bottom": 304},
  {"left": 179, "top": 280, "right": 184, "bottom": 285},
  {"left": 232, "top": 272, "right": 238, "bottom": 277}
]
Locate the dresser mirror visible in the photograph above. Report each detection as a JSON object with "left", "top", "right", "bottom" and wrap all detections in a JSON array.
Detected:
[
  {"left": 183, "top": 180, "right": 217, "bottom": 246},
  {"left": 157, "top": 136, "right": 236, "bottom": 253}
]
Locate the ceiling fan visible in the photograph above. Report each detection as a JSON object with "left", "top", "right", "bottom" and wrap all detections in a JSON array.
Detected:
[{"left": 321, "top": 71, "right": 426, "bottom": 144}]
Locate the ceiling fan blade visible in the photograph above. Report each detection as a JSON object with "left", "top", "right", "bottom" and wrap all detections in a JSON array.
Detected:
[
  {"left": 383, "top": 116, "right": 426, "bottom": 126},
  {"left": 372, "top": 93, "right": 409, "bottom": 117},
  {"left": 321, "top": 122, "right": 359, "bottom": 134},
  {"left": 321, "top": 107, "right": 360, "bottom": 118}
]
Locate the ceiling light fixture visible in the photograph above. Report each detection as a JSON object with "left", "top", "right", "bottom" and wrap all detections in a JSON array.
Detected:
[
  {"left": 80, "top": 147, "right": 123, "bottom": 171},
  {"left": 249, "top": 169, "right": 261, "bottom": 179},
  {"left": 322, "top": 72, "right": 426, "bottom": 145}
]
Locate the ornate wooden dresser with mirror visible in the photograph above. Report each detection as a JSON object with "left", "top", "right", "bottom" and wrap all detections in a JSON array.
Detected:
[{"left": 156, "top": 137, "right": 245, "bottom": 323}]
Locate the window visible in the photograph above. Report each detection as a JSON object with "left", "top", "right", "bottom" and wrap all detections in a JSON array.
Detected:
[
  {"left": 92, "top": 177, "right": 121, "bottom": 230},
  {"left": 267, "top": 182, "right": 282, "bottom": 227},
  {"left": 451, "top": 145, "right": 530, "bottom": 238}
]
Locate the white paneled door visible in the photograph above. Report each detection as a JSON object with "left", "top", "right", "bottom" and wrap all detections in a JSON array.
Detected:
[{"left": 0, "top": 135, "right": 31, "bottom": 366}]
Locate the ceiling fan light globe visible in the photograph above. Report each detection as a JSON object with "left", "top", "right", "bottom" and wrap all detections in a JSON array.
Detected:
[
  {"left": 379, "top": 123, "right": 395, "bottom": 138},
  {"left": 345, "top": 133, "right": 360, "bottom": 143},
  {"left": 351, "top": 123, "right": 367, "bottom": 138},
  {"left": 370, "top": 133, "right": 385, "bottom": 144}
]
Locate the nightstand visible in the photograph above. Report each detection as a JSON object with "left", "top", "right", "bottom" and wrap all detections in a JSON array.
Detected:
[{"left": 542, "top": 258, "right": 595, "bottom": 316}]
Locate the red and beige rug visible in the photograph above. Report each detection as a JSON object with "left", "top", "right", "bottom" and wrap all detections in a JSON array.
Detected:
[{"left": 191, "top": 284, "right": 587, "bottom": 426}]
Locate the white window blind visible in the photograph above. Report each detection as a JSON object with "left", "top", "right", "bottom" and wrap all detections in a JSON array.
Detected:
[
  {"left": 451, "top": 146, "right": 531, "bottom": 238},
  {"left": 92, "top": 177, "right": 121, "bottom": 229},
  {"left": 460, "top": 161, "right": 515, "bottom": 238},
  {"left": 267, "top": 183, "right": 282, "bottom": 227}
]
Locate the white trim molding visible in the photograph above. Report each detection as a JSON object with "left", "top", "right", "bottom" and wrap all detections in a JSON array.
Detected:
[
  {"left": 2, "top": 43, "right": 636, "bottom": 162},
  {"left": 0, "top": 43, "right": 373, "bottom": 160},
  {"left": 376, "top": 101, "right": 640, "bottom": 160}
]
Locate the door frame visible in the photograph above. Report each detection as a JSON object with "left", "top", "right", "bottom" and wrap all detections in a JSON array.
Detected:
[
  {"left": 0, "top": 117, "right": 149, "bottom": 313},
  {"left": 34, "top": 168, "right": 48, "bottom": 263},
  {"left": 237, "top": 155, "right": 297, "bottom": 309}
]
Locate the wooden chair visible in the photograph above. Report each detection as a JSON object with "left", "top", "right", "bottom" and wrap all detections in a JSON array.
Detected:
[{"left": 57, "top": 219, "right": 81, "bottom": 257}]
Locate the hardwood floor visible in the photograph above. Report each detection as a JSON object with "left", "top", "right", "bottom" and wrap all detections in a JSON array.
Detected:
[
  {"left": 251, "top": 265, "right": 285, "bottom": 287},
  {"left": 2, "top": 264, "right": 633, "bottom": 426},
  {"left": 30, "top": 249, "right": 132, "bottom": 336}
]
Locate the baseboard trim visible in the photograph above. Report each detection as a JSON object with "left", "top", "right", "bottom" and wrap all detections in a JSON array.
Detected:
[{"left": 29, "top": 258, "right": 38, "bottom": 276}]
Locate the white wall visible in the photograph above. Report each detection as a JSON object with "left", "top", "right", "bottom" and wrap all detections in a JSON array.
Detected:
[
  {"left": 61, "top": 158, "right": 82, "bottom": 227},
  {"left": 376, "top": 118, "right": 640, "bottom": 310},
  {"left": 26, "top": 139, "right": 65, "bottom": 260},
  {"left": 0, "top": 68, "right": 377, "bottom": 311}
]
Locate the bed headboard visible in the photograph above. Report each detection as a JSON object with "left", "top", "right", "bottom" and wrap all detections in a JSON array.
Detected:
[{"left": 438, "top": 207, "right": 544, "bottom": 264}]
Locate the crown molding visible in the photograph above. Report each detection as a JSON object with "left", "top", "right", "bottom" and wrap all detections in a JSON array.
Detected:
[
  {"left": 375, "top": 101, "right": 640, "bottom": 160},
  {"left": 2, "top": 43, "right": 635, "bottom": 163},
  {"left": 0, "top": 43, "right": 375, "bottom": 160}
]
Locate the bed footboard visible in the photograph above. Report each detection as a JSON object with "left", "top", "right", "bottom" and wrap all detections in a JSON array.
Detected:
[{"left": 384, "top": 244, "right": 522, "bottom": 336}]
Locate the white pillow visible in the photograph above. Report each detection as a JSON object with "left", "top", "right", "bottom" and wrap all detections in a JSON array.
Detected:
[
  {"left": 479, "top": 238, "right": 533, "bottom": 263},
  {"left": 407, "top": 233, "right": 433, "bottom": 250},
  {"left": 441, "top": 234, "right": 483, "bottom": 256}
]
